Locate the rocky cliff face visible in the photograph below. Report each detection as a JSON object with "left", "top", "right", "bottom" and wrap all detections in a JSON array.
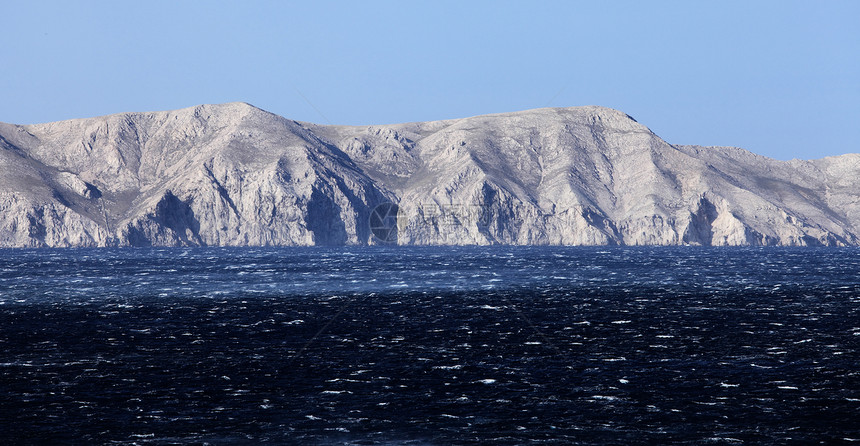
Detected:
[{"left": 1, "top": 102, "right": 857, "bottom": 247}]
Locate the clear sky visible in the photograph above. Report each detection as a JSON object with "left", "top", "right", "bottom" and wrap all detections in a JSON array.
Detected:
[{"left": 3, "top": 0, "right": 858, "bottom": 160}]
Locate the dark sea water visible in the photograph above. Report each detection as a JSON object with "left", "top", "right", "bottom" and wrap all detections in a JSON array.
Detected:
[{"left": 1, "top": 247, "right": 859, "bottom": 445}]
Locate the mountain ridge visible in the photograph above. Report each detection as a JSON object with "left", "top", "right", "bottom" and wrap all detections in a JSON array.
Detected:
[{"left": 1, "top": 103, "right": 858, "bottom": 247}]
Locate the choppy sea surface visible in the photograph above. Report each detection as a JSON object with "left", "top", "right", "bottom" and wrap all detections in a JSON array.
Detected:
[{"left": 1, "top": 246, "right": 859, "bottom": 445}]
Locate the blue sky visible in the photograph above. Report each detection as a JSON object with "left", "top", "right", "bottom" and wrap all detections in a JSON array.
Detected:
[{"left": 3, "top": 0, "right": 858, "bottom": 160}]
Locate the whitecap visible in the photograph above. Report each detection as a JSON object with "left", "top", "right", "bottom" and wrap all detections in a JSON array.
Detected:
[
  {"left": 750, "top": 363, "right": 773, "bottom": 369},
  {"left": 703, "top": 437, "right": 743, "bottom": 444},
  {"left": 130, "top": 434, "right": 155, "bottom": 439},
  {"left": 433, "top": 365, "right": 463, "bottom": 370}
]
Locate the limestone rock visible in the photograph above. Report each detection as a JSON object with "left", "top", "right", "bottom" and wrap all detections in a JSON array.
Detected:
[{"left": 0, "top": 103, "right": 857, "bottom": 246}]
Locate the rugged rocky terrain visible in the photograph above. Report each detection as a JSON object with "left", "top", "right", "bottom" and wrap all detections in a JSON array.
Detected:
[{"left": 1, "top": 102, "right": 858, "bottom": 247}]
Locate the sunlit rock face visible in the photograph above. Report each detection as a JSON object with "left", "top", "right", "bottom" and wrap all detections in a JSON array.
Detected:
[{"left": 1, "top": 103, "right": 857, "bottom": 247}]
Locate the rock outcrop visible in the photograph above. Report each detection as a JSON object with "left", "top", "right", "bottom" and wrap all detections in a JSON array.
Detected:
[{"left": 1, "top": 102, "right": 857, "bottom": 247}]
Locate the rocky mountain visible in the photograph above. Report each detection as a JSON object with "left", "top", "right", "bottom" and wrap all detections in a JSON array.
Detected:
[{"left": 1, "top": 102, "right": 858, "bottom": 247}]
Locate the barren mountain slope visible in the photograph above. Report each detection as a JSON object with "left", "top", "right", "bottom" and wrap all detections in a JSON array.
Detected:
[{"left": 0, "top": 103, "right": 856, "bottom": 247}]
